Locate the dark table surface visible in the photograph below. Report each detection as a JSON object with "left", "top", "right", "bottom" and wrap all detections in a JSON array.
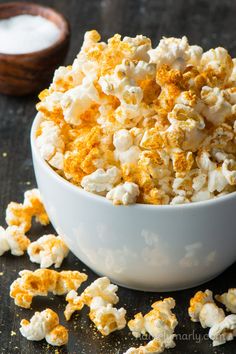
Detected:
[{"left": 0, "top": 0, "right": 236, "bottom": 353}]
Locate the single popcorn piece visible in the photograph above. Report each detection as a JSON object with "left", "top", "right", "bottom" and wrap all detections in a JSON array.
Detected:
[
  {"left": 64, "top": 277, "right": 126, "bottom": 335},
  {"left": 36, "top": 30, "right": 236, "bottom": 205},
  {"left": 81, "top": 167, "right": 121, "bottom": 194},
  {"left": 20, "top": 308, "right": 68, "bottom": 346},
  {"left": 6, "top": 189, "right": 49, "bottom": 232},
  {"left": 188, "top": 289, "right": 214, "bottom": 322},
  {"left": 0, "top": 226, "right": 30, "bottom": 256},
  {"left": 199, "top": 302, "right": 225, "bottom": 328},
  {"left": 27, "top": 234, "right": 69, "bottom": 268},
  {"left": 124, "top": 338, "right": 164, "bottom": 354},
  {"left": 106, "top": 182, "right": 140, "bottom": 205},
  {"left": 10, "top": 269, "right": 87, "bottom": 308},
  {"left": 128, "top": 298, "right": 178, "bottom": 349},
  {"left": 209, "top": 314, "right": 236, "bottom": 346},
  {"left": 216, "top": 289, "right": 236, "bottom": 314}
]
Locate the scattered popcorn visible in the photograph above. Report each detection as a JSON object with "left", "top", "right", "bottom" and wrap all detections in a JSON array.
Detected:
[
  {"left": 6, "top": 189, "right": 49, "bottom": 232},
  {"left": 216, "top": 289, "right": 236, "bottom": 313},
  {"left": 128, "top": 298, "right": 178, "bottom": 349},
  {"left": 188, "top": 289, "right": 236, "bottom": 347},
  {"left": 27, "top": 234, "right": 69, "bottom": 268},
  {"left": 106, "top": 182, "right": 140, "bottom": 205},
  {"left": 36, "top": 30, "right": 236, "bottom": 205},
  {"left": 64, "top": 277, "right": 126, "bottom": 335},
  {"left": 20, "top": 308, "right": 68, "bottom": 346},
  {"left": 0, "top": 226, "right": 30, "bottom": 256},
  {"left": 10, "top": 269, "right": 87, "bottom": 308},
  {"left": 124, "top": 338, "right": 164, "bottom": 354}
]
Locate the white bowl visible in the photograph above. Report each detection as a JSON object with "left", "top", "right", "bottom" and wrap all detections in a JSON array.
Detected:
[{"left": 31, "top": 114, "right": 236, "bottom": 291}]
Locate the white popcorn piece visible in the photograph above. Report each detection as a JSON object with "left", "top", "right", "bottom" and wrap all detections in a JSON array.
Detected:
[
  {"left": 191, "top": 189, "right": 213, "bottom": 203},
  {"left": 196, "top": 151, "right": 216, "bottom": 172},
  {"left": 209, "top": 314, "right": 236, "bottom": 346},
  {"left": 0, "top": 226, "right": 30, "bottom": 256},
  {"left": 170, "top": 196, "right": 190, "bottom": 205},
  {"left": 106, "top": 182, "right": 140, "bottom": 205},
  {"left": 36, "top": 120, "right": 65, "bottom": 162},
  {"left": 124, "top": 338, "right": 164, "bottom": 354},
  {"left": 113, "top": 129, "right": 141, "bottom": 165},
  {"left": 64, "top": 277, "right": 126, "bottom": 335},
  {"left": 27, "top": 234, "right": 69, "bottom": 268},
  {"left": 188, "top": 289, "right": 214, "bottom": 322},
  {"left": 199, "top": 303, "right": 225, "bottom": 328},
  {"left": 200, "top": 47, "right": 233, "bottom": 84},
  {"left": 192, "top": 173, "right": 207, "bottom": 191},
  {"left": 148, "top": 36, "right": 190, "bottom": 71},
  {"left": 61, "top": 76, "right": 100, "bottom": 125},
  {"left": 81, "top": 167, "right": 121, "bottom": 194},
  {"left": 201, "top": 86, "right": 232, "bottom": 126},
  {"left": 222, "top": 159, "right": 236, "bottom": 185},
  {"left": 128, "top": 298, "right": 178, "bottom": 349},
  {"left": 216, "top": 289, "right": 236, "bottom": 314},
  {"left": 208, "top": 167, "right": 228, "bottom": 193},
  {"left": 20, "top": 308, "right": 68, "bottom": 346},
  {"left": 187, "top": 45, "right": 203, "bottom": 67},
  {"left": 123, "top": 35, "right": 152, "bottom": 61}
]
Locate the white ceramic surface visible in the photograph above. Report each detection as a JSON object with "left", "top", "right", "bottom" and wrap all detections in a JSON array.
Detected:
[{"left": 31, "top": 114, "right": 236, "bottom": 292}]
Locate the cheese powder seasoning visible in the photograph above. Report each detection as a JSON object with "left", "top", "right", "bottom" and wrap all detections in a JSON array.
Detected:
[{"left": 0, "top": 14, "right": 61, "bottom": 54}]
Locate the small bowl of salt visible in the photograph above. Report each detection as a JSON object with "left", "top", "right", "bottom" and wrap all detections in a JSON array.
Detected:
[{"left": 0, "top": 2, "right": 70, "bottom": 95}]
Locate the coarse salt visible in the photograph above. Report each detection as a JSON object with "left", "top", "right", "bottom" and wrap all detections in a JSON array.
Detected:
[{"left": 0, "top": 15, "right": 61, "bottom": 54}]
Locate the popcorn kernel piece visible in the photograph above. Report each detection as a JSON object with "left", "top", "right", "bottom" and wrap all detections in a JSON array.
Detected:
[
  {"left": 188, "top": 289, "right": 214, "bottom": 322},
  {"left": 10, "top": 269, "right": 87, "bottom": 308},
  {"left": 209, "top": 314, "right": 236, "bottom": 347},
  {"left": 128, "top": 298, "right": 178, "bottom": 349},
  {"left": 6, "top": 189, "right": 49, "bottom": 233},
  {"left": 27, "top": 234, "right": 69, "bottom": 268},
  {"left": 20, "top": 308, "right": 68, "bottom": 346},
  {"left": 124, "top": 339, "right": 164, "bottom": 354},
  {"left": 0, "top": 226, "right": 30, "bottom": 256},
  {"left": 216, "top": 289, "right": 236, "bottom": 314}
]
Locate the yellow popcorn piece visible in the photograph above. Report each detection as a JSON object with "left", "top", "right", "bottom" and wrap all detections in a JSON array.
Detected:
[
  {"left": 20, "top": 308, "right": 68, "bottom": 346},
  {"left": 188, "top": 289, "right": 214, "bottom": 322},
  {"left": 124, "top": 338, "right": 164, "bottom": 354},
  {"left": 10, "top": 269, "right": 87, "bottom": 308},
  {"left": 5, "top": 189, "right": 49, "bottom": 233}
]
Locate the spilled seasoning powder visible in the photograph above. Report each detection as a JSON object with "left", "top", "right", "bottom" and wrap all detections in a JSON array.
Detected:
[{"left": 0, "top": 14, "right": 61, "bottom": 54}]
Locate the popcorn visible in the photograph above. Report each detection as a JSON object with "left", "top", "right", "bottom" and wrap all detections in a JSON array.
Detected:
[
  {"left": 148, "top": 36, "right": 190, "bottom": 71},
  {"left": 201, "top": 86, "right": 232, "bottom": 126},
  {"left": 106, "top": 182, "right": 140, "bottom": 205},
  {"left": 209, "top": 314, "right": 236, "bottom": 346},
  {"left": 36, "top": 31, "right": 236, "bottom": 205},
  {"left": 216, "top": 289, "right": 236, "bottom": 313},
  {"left": 188, "top": 289, "right": 214, "bottom": 322},
  {"left": 128, "top": 298, "right": 178, "bottom": 349},
  {"left": 188, "top": 289, "right": 236, "bottom": 347},
  {"left": 64, "top": 277, "right": 126, "bottom": 335},
  {"left": 0, "top": 226, "right": 30, "bottom": 256},
  {"left": 124, "top": 339, "right": 164, "bottom": 354},
  {"left": 10, "top": 269, "right": 87, "bottom": 308},
  {"left": 20, "top": 308, "right": 68, "bottom": 346},
  {"left": 81, "top": 167, "right": 121, "bottom": 194},
  {"left": 27, "top": 234, "right": 69, "bottom": 268},
  {"left": 6, "top": 189, "right": 49, "bottom": 232}
]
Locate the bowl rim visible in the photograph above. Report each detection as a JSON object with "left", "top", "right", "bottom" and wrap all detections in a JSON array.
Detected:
[
  {"left": 31, "top": 113, "right": 236, "bottom": 210},
  {"left": 0, "top": 1, "right": 70, "bottom": 58}
]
